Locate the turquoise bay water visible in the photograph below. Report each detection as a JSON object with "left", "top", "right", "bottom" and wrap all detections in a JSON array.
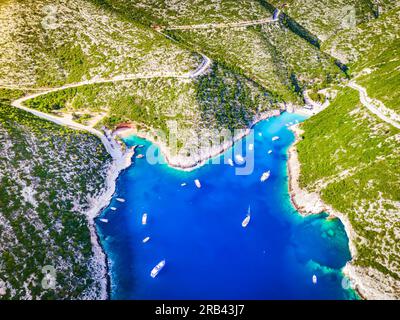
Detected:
[{"left": 96, "top": 112, "right": 358, "bottom": 300}]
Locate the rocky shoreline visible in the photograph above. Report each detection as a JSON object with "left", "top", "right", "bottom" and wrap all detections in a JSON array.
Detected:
[
  {"left": 95, "top": 105, "right": 392, "bottom": 300},
  {"left": 93, "top": 108, "right": 284, "bottom": 299},
  {"left": 115, "top": 109, "right": 283, "bottom": 171},
  {"left": 85, "top": 131, "right": 134, "bottom": 300},
  {"left": 286, "top": 123, "right": 396, "bottom": 300}
]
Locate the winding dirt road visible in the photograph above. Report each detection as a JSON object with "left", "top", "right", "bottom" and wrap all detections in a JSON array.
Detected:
[
  {"left": 162, "top": 9, "right": 280, "bottom": 31},
  {"left": 348, "top": 81, "right": 400, "bottom": 130},
  {"left": 2, "top": 54, "right": 212, "bottom": 94},
  {"left": 6, "top": 53, "right": 212, "bottom": 162}
]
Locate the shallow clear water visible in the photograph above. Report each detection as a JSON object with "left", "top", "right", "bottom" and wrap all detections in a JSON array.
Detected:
[{"left": 96, "top": 112, "right": 359, "bottom": 300}]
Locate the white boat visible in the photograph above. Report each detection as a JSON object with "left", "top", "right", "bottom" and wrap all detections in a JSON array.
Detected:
[
  {"left": 260, "top": 170, "right": 271, "bottom": 182},
  {"left": 116, "top": 198, "right": 125, "bottom": 203},
  {"left": 235, "top": 154, "right": 245, "bottom": 164},
  {"left": 142, "top": 237, "right": 150, "bottom": 243},
  {"left": 194, "top": 179, "right": 201, "bottom": 188},
  {"left": 258, "top": 132, "right": 263, "bottom": 137},
  {"left": 142, "top": 213, "right": 148, "bottom": 225},
  {"left": 248, "top": 143, "right": 254, "bottom": 151},
  {"left": 272, "top": 136, "right": 280, "bottom": 141},
  {"left": 100, "top": 218, "right": 108, "bottom": 223},
  {"left": 227, "top": 158, "right": 234, "bottom": 166},
  {"left": 150, "top": 260, "right": 166, "bottom": 278},
  {"left": 312, "top": 274, "right": 317, "bottom": 284},
  {"left": 268, "top": 150, "right": 273, "bottom": 154},
  {"left": 110, "top": 207, "right": 117, "bottom": 211},
  {"left": 181, "top": 182, "right": 187, "bottom": 187},
  {"left": 242, "top": 206, "right": 251, "bottom": 228}
]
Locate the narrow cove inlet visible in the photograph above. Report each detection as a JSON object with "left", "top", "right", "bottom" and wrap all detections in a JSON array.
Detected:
[{"left": 96, "top": 112, "right": 359, "bottom": 300}]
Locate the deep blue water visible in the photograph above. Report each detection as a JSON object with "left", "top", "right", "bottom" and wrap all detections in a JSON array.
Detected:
[{"left": 96, "top": 112, "right": 359, "bottom": 300}]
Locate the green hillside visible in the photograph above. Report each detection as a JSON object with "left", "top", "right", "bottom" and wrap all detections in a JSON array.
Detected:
[
  {"left": 0, "top": 102, "right": 111, "bottom": 299},
  {"left": 0, "top": 0, "right": 199, "bottom": 87}
]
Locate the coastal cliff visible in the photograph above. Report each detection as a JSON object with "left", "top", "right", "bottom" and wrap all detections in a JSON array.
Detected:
[
  {"left": 288, "top": 115, "right": 400, "bottom": 300},
  {"left": 115, "top": 109, "right": 282, "bottom": 171}
]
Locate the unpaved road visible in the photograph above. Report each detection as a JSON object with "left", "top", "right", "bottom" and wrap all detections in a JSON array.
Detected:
[{"left": 348, "top": 81, "right": 400, "bottom": 130}]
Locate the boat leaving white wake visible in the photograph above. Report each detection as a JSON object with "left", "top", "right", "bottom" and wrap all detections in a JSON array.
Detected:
[{"left": 242, "top": 206, "right": 251, "bottom": 228}]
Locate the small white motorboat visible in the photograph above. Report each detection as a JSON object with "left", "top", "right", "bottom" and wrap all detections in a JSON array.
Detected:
[
  {"left": 235, "top": 154, "right": 245, "bottom": 164},
  {"left": 227, "top": 158, "right": 234, "bottom": 166},
  {"left": 142, "top": 237, "right": 150, "bottom": 243},
  {"left": 268, "top": 150, "right": 273, "bottom": 154},
  {"left": 150, "top": 260, "right": 166, "bottom": 278},
  {"left": 312, "top": 274, "right": 317, "bottom": 284},
  {"left": 181, "top": 182, "right": 187, "bottom": 187},
  {"left": 272, "top": 136, "right": 280, "bottom": 141},
  {"left": 242, "top": 206, "right": 251, "bottom": 228},
  {"left": 116, "top": 198, "right": 125, "bottom": 203},
  {"left": 142, "top": 213, "right": 148, "bottom": 225},
  {"left": 194, "top": 179, "right": 201, "bottom": 188},
  {"left": 258, "top": 132, "right": 263, "bottom": 137},
  {"left": 110, "top": 207, "right": 117, "bottom": 211},
  {"left": 249, "top": 143, "right": 254, "bottom": 151},
  {"left": 100, "top": 218, "right": 108, "bottom": 223},
  {"left": 260, "top": 170, "right": 271, "bottom": 182}
]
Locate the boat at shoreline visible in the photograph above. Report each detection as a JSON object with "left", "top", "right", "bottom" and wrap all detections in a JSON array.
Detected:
[
  {"left": 116, "top": 198, "right": 125, "bottom": 203},
  {"left": 249, "top": 143, "right": 254, "bottom": 151},
  {"left": 150, "top": 260, "right": 166, "bottom": 278},
  {"left": 142, "top": 213, "right": 148, "bottom": 225},
  {"left": 100, "top": 218, "right": 108, "bottom": 223},
  {"left": 260, "top": 170, "right": 271, "bottom": 182},
  {"left": 242, "top": 206, "right": 251, "bottom": 228},
  {"left": 227, "top": 158, "right": 234, "bottom": 166}
]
